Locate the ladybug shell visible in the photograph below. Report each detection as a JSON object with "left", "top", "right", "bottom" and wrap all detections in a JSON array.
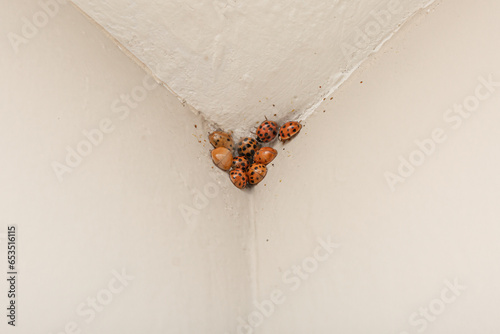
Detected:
[
  {"left": 229, "top": 169, "right": 248, "bottom": 189},
  {"left": 209, "top": 131, "right": 234, "bottom": 151},
  {"left": 232, "top": 156, "right": 250, "bottom": 170},
  {"left": 247, "top": 163, "right": 267, "bottom": 185},
  {"left": 256, "top": 120, "right": 278, "bottom": 143},
  {"left": 279, "top": 121, "right": 302, "bottom": 141},
  {"left": 253, "top": 147, "right": 277, "bottom": 165},
  {"left": 211, "top": 147, "right": 233, "bottom": 171},
  {"left": 237, "top": 137, "right": 261, "bottom": 158}
]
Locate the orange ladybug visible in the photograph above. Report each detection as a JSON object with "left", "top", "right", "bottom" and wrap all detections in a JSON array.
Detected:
[
  {"left": 279, "top": 121, "right": 302, "bottom": 142},
  {"left": 209, "top": 131, "right": 234, "bottom": 151},
  {"left": 237, "top": 137, "right": 261, "bottom": 158},
  {"left": 253, "top": 147, "right": 277, "bottom": 165},
  {"left": 247, "top": 163, "right": 267, "bottom": 185},
  {"left": 232, "top": 156, "right": 250, "bottom": 170},
  {"left": 211, "top": 147, "right": 233, "bottom": 171},
  {"left": 256, "top": 120, "right": 278, "bottom": 143},
  {"left": 229, "top": 169, "right": 248, "bottom": 189}
]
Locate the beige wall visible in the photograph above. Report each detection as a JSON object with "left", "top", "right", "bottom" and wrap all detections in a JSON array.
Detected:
[
  {"left": 253, "top": 1, "right": 500, "bottom": 332},
  {"left": 1, "top": 2, "right": 252, "bottom": 333},
  {"left": 3, "top": 0, "right": 500, "bottom": 334}
]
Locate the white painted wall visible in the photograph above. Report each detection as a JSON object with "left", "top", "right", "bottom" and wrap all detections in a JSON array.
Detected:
[
  {"left": 252, "top": 1, "right": 500, "bottom": 332},
  {"left": 4, "top": 0, "right": 500, "bottom": 334},
  {"left": 1, "top": 2, "right": 252, "bottom": 333},
  {"left": 70, "top": 0, "right": 434, "bottom": 137}
]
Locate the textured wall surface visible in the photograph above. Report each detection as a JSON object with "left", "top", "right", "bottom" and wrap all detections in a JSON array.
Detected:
[
  {"left": 4, "top": 0, "right": 500, "bottom": 333},
  {"left": 70, "top": 0, "right": 434, "bottom": 137}
]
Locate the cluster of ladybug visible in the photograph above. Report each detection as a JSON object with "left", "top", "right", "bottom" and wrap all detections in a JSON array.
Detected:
[{"left": 209, "top": 120, "right": 302, "bottom": 189}]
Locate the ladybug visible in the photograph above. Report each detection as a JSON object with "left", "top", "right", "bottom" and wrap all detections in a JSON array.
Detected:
[
  {"left": 209, "top": 131, "right": 234, "bottom": 151},
  {"left": 232, "top": 156, "right": 250, "bottom": 170},
  {"left": 253, "top": 147, "right": 277, "bottom": 165},
  {"left": 279, "top": 121, "right": 302, "bottom": 142},
  {"left": 229, "top": 169, "right": 248, "bottom": 189},
  {"left": 237, "top": 137, "right": 261, "bottom": 158},
  {"left": 211, "top": 147, "right": 233, "bottom": 171},
  {"left": 256, "top": 120, "right": 278, "bottom": 143},
  {"left": 246, "top": 163, "right": 267, "bottom": 185}
]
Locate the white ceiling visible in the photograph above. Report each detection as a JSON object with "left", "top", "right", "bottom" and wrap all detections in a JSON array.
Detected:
[{"left": 71, "top": 0, "right": 435, "bottom": 137}]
